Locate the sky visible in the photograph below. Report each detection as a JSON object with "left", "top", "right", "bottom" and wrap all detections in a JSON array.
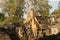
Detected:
[
  {"left": 49, "top": 0, "right": 60, "bottom": 1},
  {"left": 0, "top": 8, "right": 1, "bottom": 12},
  {"left": 48, "top": 0, "right": 60, "bottom": 13}
]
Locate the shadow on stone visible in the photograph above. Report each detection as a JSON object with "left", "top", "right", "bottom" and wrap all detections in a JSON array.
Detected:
[
  {"left": 0, "top": 28, "right": 20, "bottom": 40},
  {"left": 38, "top": 33, "right": 60, "bottom": 40}
]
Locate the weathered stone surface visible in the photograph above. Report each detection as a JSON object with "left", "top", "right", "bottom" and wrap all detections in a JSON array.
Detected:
[{"left": 0, "top": 31, "right": 11, "bottom": 40}]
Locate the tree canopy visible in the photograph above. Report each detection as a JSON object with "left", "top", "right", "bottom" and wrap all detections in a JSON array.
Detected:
[
  {"left": 52, "top": 1, "right": 60, "bottom": 17},
  {"left": 0, "top": 0, "right": 24, "bottom": 26}
]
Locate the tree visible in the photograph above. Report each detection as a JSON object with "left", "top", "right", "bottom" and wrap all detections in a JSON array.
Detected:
[
  {"left": 34, "top": 0, "right": 51, "bottom": 17},
  {"left": 2, "top": 0, "right": 24, "bottom": 25},
  {"left": 23, "top": 0, "right": 51, "bottom": 38},
  {"left": 52, "top": 1, "right": 60, "bottom": 17},
  {"left": 0, "top": 12, "right": 5, "bottom": 21}
]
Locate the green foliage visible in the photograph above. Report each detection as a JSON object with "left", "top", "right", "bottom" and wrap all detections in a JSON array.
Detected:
[
  {"left": 1, "top": 0, "right": 24, "bottom": 26},
  {"left": 0, "top": 13, "right": 5, "bottom": 21},
  {"left": 52, "top": 9, "right": 60, "bottom": 17},
  {"left": 0, "top": 0, "right": 51, "bottom": 26},
  {"left": 52, "top": 2, "right": 60, "bottom": 17},
  {"left": 34, "top": 0, "right": 51, "bottom": 17}
]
